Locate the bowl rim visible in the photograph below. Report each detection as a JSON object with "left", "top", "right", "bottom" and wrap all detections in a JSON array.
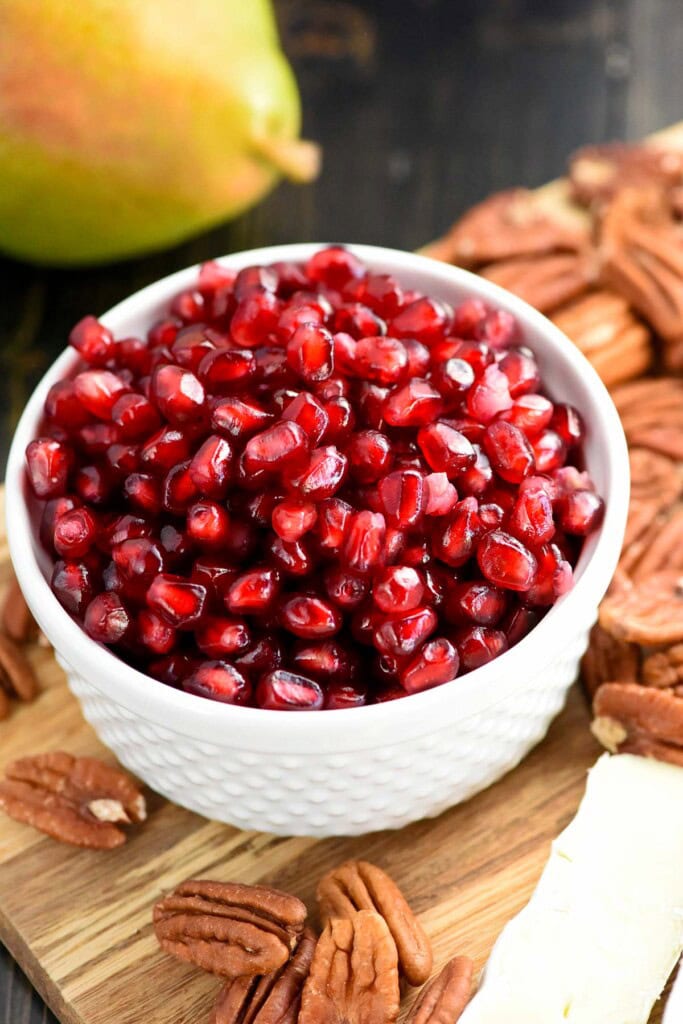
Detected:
[{"left": 5, "top": 242, "right": 630, "bottom": 752}]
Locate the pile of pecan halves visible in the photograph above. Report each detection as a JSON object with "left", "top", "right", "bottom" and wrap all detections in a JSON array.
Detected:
[
  {"left": 426, "top": 137, "right": 683, "bottom": 767},
  {"left": 153, "top": 860, "right": 474, "bottom": 1024}
]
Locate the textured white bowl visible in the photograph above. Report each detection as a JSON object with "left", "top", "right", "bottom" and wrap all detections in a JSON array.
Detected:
[{"left": 5, "top": 244, "right": 629, "bottom": 837}]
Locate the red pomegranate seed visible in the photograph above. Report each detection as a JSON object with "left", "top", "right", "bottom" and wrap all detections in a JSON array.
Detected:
[
  {"left": 198, "top": 259, "right": 237, "bottom": 295},
  {"left": 343, "top": 510, "right": 386, "bottom": 573},
  {"left": 111, "top": 393, "right": 161, "bottom": 441},
  {"left": 431, "top": 357, "right": 475, "bottom": 400},
  {"left": 291, "top": 639, "right": 355, "bottom": 681},
  {"left": 116, "top": 336, "right": 153, "bottom": 375},
  {"left": 551, "top": 403, "right": 584, "bottom": 447},
  {"left": 105, "top": 443, "right": 139, "bottom": 477},
  {"left": 391, "top": 296, "right": 451, "bottom": 343},
  {"left": 151, "top": 364, "right": 206, "bottom": 425},
  {"left": 45, "top": 380, "right": 89, "bottom": 429},
  {"left": 170, "top": 324, "right": 217, "bottom": 371},
  {"left": 113, "top": 537, "right": 165, "bottom": 584},
  {"left": 332, "top": 332, "right": 357, "bottom": 374},
  {"left": 280, "top": 594, "right": 341, "bottom": 638},
  {"left": 146, "top": 575, "right": 207, "bottom": 628},
  {"left": 466, "top": 363, "right": 513, "bottom": 423},
  {"left": 556, "top": 489, "right": 605, "bottom": 535},
  {"left": 140, "top": 427, "right": 191, "bottom": 472},
  {"left": 189, "top": 434, "right": 233, "bottom": 498},
  {"left": 186, "top": 501, "right": 231, "bottom": 549},
  {"left": 170, "top": 289, "right": 206, "bottom": 323},
  {"left": 504, "top": 606, "right": 539, "bottom": 646},
  {"left": 403, "top": 339, "right": 431, "bottom": 377},
  {"left": 53, "top": 507, "right": 97, "bottom": 558},
  {"left": 501, "top": 394, "right": 554, "bottom": 436},
  {"left": 184, "top": 661, "right": 251, "bottom": 704},
  {"left": 84, "top": 592, "right": 130, "bottom": 644},
  {"left": 373, "top": 565, "right": 424, "bottom": 613},
  {"left": 325, "top": 681, "right": 367, "bottom": 709},
  {"left": 417, "top": 423, "right": 475, "bottom": 476},
  {"left": 234, "top": 636, "right": 284, "bottom": 674},
  {"left": 272, "top": 499, "right": 317, "bottom": 542},
  {"left": 348, "top": 430, "right": 393, "bottom": 483},
  {"left": 477, "top": 530, "right": 537, "bottom": 592},
  {"left": 123, "top": 473, "right": 162, "bottom": 515},
  {"left": 69, "top": 316, "right": 115, "bottom": 366},
  {"left": 452, "top": 298, "right": 488, "bottom": 337},
  {"left": 499, "top": 347, "right": 540, "bottom": 396},
  {"left": 147, "top": 653, "right": 195, "bottom": 686},
  {"left": 384, "top": 526, "right": 407, "bottom": 564},
  {"left": 73, "top": 369, "right": 129, "bottom": 420},
  {"left": 424, "top": 473, "right": 458, "bottom": 516},
  {"left": 286, "top": 323, "right": 335, "bottom": 383},
  {"left": 373, "top": 605, "right": 437, "bottom": 657},
  {"left": 524, "top": 543, "right": 573, "bottom": 606},
  {"left": 51, "top": 560, "right": 94, "bottom": 616},
  {"left": 234, "top": 265, "right": 278, "bottom": 300},
  {"left": 484, "top": 420, "right": 535, "bottom": 483},
  {"left": 350, "top": 272, "right": 404, "bottom": 316},
  {"left": 269, "top": 536, "right": 312, "bottom": 576},
  {"left": 323, "top": 567, "right": 368, "bottom": 608},
  {"left": 533, "top": 429, "right": 567, "bottom": 472},
  {"left": 230, "top": 290, "right": 281, "bottom": 347},
  {"left": 211, "top": 396, "right": 273, "bottom": 439},
  {"left": 244, "top": 420, "right": 309, "bottom": 474},
  {"left": 277, "top": 302, "right": 325, "bottom": 341},
  {"left": 74, "top": 464, "right": 113, "bottom": 506},
  {"left": 509, "top": 477, "right": 556, "bottom": 546},
  {"left": 457, "top": 446, "right": 493, "bottom": 497},
  {"left": 444, "top": 581, "right": 507, "bottom": 626},
  {"left": 356, "top": 382, "right": 390, "bottom": 429},
  {"left": 316, "top": 498, "right": 352, "bottom": 552},
  {"left": 195, "top": 616, "right": 250, "bottom": 657},
  {"left": 138, "top": 609, "right": 176, "bottom": 654},
  {"left": 477, "top": 309, "right": 517, "bottom": 349},
  {"left": 378, "top": 470, "right": 425, "bottom": 528},
  {"left": 457, "top": 625, "right": 508, "bottom": 671},
  {"left": 40, "top": 496, "right": 80, "bottom": 550},
  {"left": 306, "top": 247, "right": 365, "bottom": 289},
  {"left": 77, "top": 422, "right": 121, "bottom": 456},
  {"left": 352, "top": 336, "right": 408, "bottom": 385},
  {"left": 282, "top": 392, "right": 328, "bottom": 445},
  {"left": 433, "top": 496, "right": 481, "bottom": 566},
  {"left": 162, "top": 460, "right": 199, "bottom": 514},
  {"left": 286, "top": 446, "right": 348, "bottom": 500},
  {"left": 198, "top": 347, "right": 256, "bottom": 390},
  {"left": 225, "top": 568, "right": 281, "bottom": 613},
  {"left": 400, "top": 637, "right": 459, "bottom": 693},
  {"left": 321, "top": 396, "right": 355, "bottom": 445},
  {"left": 256, "top": 669, "right": 323, "bottom": 710},
  {"left": 384, "top": 380, "right": 444, "bottom": 428},
  {"left": 334, "top": 302, "right": 387, "bottom": 339},
  {"left": 26, "top": 438, "right": 71, "bottom": 498},
  {"left": 552, "top": 466, "right": 593, "bottom": 496}
]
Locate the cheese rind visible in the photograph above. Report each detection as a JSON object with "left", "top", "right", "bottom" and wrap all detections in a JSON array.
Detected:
[{"left": 459, "top": 754, "right": 683, "bottom": 1024}]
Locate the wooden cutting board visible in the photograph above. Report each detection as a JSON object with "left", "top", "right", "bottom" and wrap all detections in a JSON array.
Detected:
[{"left": 0, "top": 492, "right": 667, "bottom": 1024}]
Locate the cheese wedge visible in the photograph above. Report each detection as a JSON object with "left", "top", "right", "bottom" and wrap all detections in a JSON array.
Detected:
[{"left": 459, "top": 754, "right": 683, "bottom": 1024}]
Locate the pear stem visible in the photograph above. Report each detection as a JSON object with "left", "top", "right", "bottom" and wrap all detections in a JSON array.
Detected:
[{"left": 251, "top": 135, "right": 321, "bottom": 183}]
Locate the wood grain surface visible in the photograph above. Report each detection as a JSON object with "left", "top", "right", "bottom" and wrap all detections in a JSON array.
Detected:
[{"left": 0, "top": 482, "right": 667, "bottom": 1023}]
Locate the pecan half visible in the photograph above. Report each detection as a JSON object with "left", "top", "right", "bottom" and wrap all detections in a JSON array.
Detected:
[
  {"left": 211, "top": 928, "right": 316, "bottom": 1024},
  {"left": 480, "top": 251, "right": 594, "bottom": 314},
  {"left": 569, "top": 142, "right": 683, "bottom": 206},
  {"left": 642, "top": 644, "right": 683, "bottom": 688},
  {"left": 154, "top": 880, "right": 307, "bottom": 978},
  {"left": 628, "top": 446, "right": 682, "bottom": 505},
  {"left": 593, "top": 682, "right": 683, "bottom": 750},
  {"left": 406, "top": 957, "right": 474, "bottom": 1024},
  {"left": 629, "top": 506, "right": 683, "bottom": 581},
  {"left": 298, "top": 911, "right": 400, "bottom": 1024},
  {"left": 421, "top": 188, "right": 588, "bottom": 268},
  {"left": 0, "top": 752, "right": 146, "bottom": 848},
  {"left": 620, "top": 733, "right": 683, "bottom": 767},
  {"left": 0, "top": 633, "right": 37, "bottom": 702},
  {"left": 1, "top": 576, "right": 38, "bottom": 644},
  {"left": 317, "top": 859, "right": 432, "bottom": 986},
  {"left": 598, "top": 188, "right": 683, "bottom": 344},
  {"left": 580, "top": 623, "right": 640, "bottom": 698},
  {"left": 599, "top": 571, "right": 683, "bottom": 645}
]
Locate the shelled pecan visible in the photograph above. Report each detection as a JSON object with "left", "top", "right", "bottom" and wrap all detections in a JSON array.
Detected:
[
  {"left": 406, "top": 957, "right": 474, "bottom": 1024},
  {"left": 580, "top": 623, "right": 640, "bottom": 698},
  {"left": 1, "top": 576, "right": 38, "bottom": 644},
  {"left": 317, "top": 859, "right": 432, "bottom": 985},
  {"left": 0, "top": 752, "right": 146, "bottom": 848},
  {"left": 154, "top": 880, "right": 307, "bottom": 977},
  {"left": 0, "top": 633, "right": 37, "bottom": 703},
  {"left": 480, "top": 251, "right": 594, "bottom": 314},
  {"left": 211, "top": 928, "right": 316, "bottom": 1024},
  {"left": 298, "top": 911, "right": 400, "bottom": 1024},
  {"left": 599, "top": 571, "right": 683, "bottom": 645},
  {"left": 421, "top": 188, "right": 588, "bottom": 268},
  {"left": 569, "top": 141, "right": 683, "bottom": 207},
  {"left": 592, "top": 683, "right": 683, "bottom": 761},
  {"left": 642, "top": 644, "right": 683, "bottom": 688}
]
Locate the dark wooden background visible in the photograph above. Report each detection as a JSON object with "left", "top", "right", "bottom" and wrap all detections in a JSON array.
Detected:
[{"left": 1, "top": 0, "right": 681, "bottom": 1019}]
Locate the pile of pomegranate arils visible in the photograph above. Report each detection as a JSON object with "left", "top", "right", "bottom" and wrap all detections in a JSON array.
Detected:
[{"left": 25, "top": 247, "right": 605, "bottom": 710}]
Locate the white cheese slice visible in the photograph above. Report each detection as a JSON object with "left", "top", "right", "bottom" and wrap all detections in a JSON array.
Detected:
[{"left": 459, "top": 754, "right": 683, "bottom": 1024}]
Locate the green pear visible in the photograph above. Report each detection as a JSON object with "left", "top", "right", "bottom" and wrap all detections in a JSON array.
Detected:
[{"left": 0, "top": 0, "right": 319, "bottom": 265}]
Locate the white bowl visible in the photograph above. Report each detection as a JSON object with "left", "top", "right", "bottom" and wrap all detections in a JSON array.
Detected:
[{"left": 5, "top": 243, "right": 629, "bottom": 837}]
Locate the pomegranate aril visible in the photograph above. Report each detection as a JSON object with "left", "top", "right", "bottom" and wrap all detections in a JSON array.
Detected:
[
  {"left": 26, "top": 438, "right": 71, "bottom": 498},
  {"left": 356, "top": 382, "right": 389, "bottom": 429},
  {"left": 146, "top": 575, "right": 207, "bottom": 628},
  {"left": 189, "top": 435, "right": 233, "bottom": 498},
  {"left": 444, "top": 581, "right": 507, "bottom": 626},
  {"left": 123, "top": 473, "right": 162, "bottom": 515},
  {"left": 552, "top": 466, "right": 593, "bottom": 496},
  {"left": 191, "top": 558, "right": 237, "bottom": 601},
  {"left": 321, "top": 396, "right": 355, "bottom": 446},
  {"left": 69, "top": 315, "right": 116, "bottom": 367},
  {"left": 316, "top": 498, "right": 352, "bottom": 552},
  {"left": 433, "top": 496, "right": 481, "bottom": 567},
  {"left": 150, "top": 364, "right": 206, "bottom": 425},
  {"left": 53, "top": 507, "right": 97, "bottom": 558},
  {"left": 551, "top": 403, "right": 584, "bottom": 447},
  {"left": 384, "top": 526, "right": 407, "bottom": 564},
  {"left": 162, "top": 460, "right": 199, "bottom": 514},
  {"left": 196, "top": 616, "right": 250, "bottom": 657},
  {"left": 452, "top": 298, "right": 488, "bottom": 337},
  {"left": 105, "top": 443, "right": 140, "bottom": 477},
  {"left": 477, "top": 530, "right": 537, "bottom": 592},
  {"left": 424, "top": 473, "right": 458, "bottom": 516},
  {"left": 282, "top": 392, "right": 328, "bottom": 445},
  {"left": 140, "top": 427, "right": 191, "bottom": 473},
  {"left": 212, "top": 397, "right": 272, "bottom": 440},
  {"left": 148, "top": 318, "right": 181, "bottom": 349},
  {"left": 505, "top": 606, "right": 539, "bottom": 647},
  {"left": 77, "top": 422, "right": 121, "bottom": 456},
  {"left": 230, "top": 290, "right": 281, "bottom": 347},
  {"left": 374, "top": 565, "right": 424, "bottom": 614},
  {"left": 499, "top": 347, "right": 540, "bottom": 396},
  {"left": 484, "top": 420, "right": 535, "bottom": 484},
  {"left": 51, "top": 560, "right": 94, "bottom": 616},
  {"left": 234, "top": 636, "right": 284, "bottom": 674},
  {"left": 343, "top": 510, "right": 386, "bottom": 573},
  {"left": 170, "top": 323, "right": 217, "bottom": 371},
  {"left": 198, "top": 260, "right": 237, "bottom": 295},
  {"left": 457, "top": 626, "right": 508, "bottom": 672},
  {"left": 286, "top": 323, "right": 335, "bottom": 382},
  {"left": 477, "top": 309, "right": 517, "bottom": 349},
  {"left": 74, "top": 464, "right": 113, "bottom": 506},
  {"left": 431, "top": 357, "right": 475, "bottom": 399},
  {"left": 113, "top": 537, "right": 165, "bottom": 584},
  {"left": 225, "top": 568, "right": 281, "bottom": 613},
  {"left": 286, "top": 446, "right": 348, "bottom": 500},
  {"left": 352, "top": 336, "right": 408, "bottom": 385},
  {"left": 325, "top": 682, "right": 367, "bottom": 709},
  {"left": 373, "top": 605, "right": 437, "bottom": 657},
  {"left": 351, "top": 272, "right": 404, "bottom": 317},
  {"left": 73, "top": 369, "right": 129, "bottom": 419},
  {"left": 45, "top": 381, "right": 89, "bottom": 429},
  {"left": 332, "top": 331, "right": 357, "bottom": 374},
  {"left": 148, "top": 653, "right": 195, "bottom": 687},
  {"left": 418, "top": 423, "right": 475, "bottom": 477},
  {"left": 306, "top": 247, "right": 365, "bottom": 289},
  {"left": 272, "top": 499, "right": 317, "bottom": 542},
  {"left": 524, "top": 542, "right": 573, "bottom": 606},
  {"left": 111, "top": 393, "right": 161, "bottom": 441},
  {"left": 379, "top": 470, "right": 425, "bottom": 528},
  {"left": 257, "top": 670, "right": 323, "bottom": 711},
  {"left": 509, "top": 477, "right": 556, "bottom": 546},
  {"left": 348, "top": 430, "right": 392, "bottom": 483},
  {"left": 292, "top": 639, "right": 356, "bottom": 682},
  {"left": 403, "top": 339, "right": 431, "bottom": 377},
  {"left": 138, "top": 609, "right": 177, "bottom": 654},
  {"left": 501, "top": 394, "right": 554, "bottom": 436},
  {"left": 160, "top": 524, "right": 193, "bottom": 564},
  {"left": 40, "top": 496, "right": 80, "bottom": 550},
  {"left": 234, "top": 265, "right": 278, "bottom": 300},
  {"left": 244, "top": 420, "right": 309, "bottom": 474},
  {"left": 184, "top": 661, "right": 251, "bottom": 704},
  {"left": 323, "top": 567, "right": 368, "bottom": 609},
  {"left": 400, "top": 637, "right": 459, "bottom": 693},
  {"left": 84, "top": 592, "right": 130, "bottom": 644},
  {"left": 277, "top": 303, "right": 325, "bottom": 342},
  {"left": 458, "top": 446, "right": 493, "bottom": 497},
  {"left": 533, "top": 429, "right": 567, "bottom": 473},
  {"left": 197, "top": 347, "right": 256, "bottom": 391},
  {"left": 186, "top": 501, "right": 231, "bottom": 550},
  {"left": 384, "top": 380, "right": 444, "bottom": 428},
  {"left": 467, "top": 363, "right": 513, "bottom": 423},
  {"left": 333, "top": 302, "right": 386, "bottom": 339},
  {"left": 170, "top": 289, "right": 206, "bottom": 323},
  {"left": 280, "top": 595, "right": 341, "bottom": 638},
  {"left": 269, "top": 536, "right": 312, "bottom": 576},
  {"left": 556, "top": 489, "right": 605, "bottom": 535},
  {"left": 390, "top": 296, "right": 451, "bottom": 343}
]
